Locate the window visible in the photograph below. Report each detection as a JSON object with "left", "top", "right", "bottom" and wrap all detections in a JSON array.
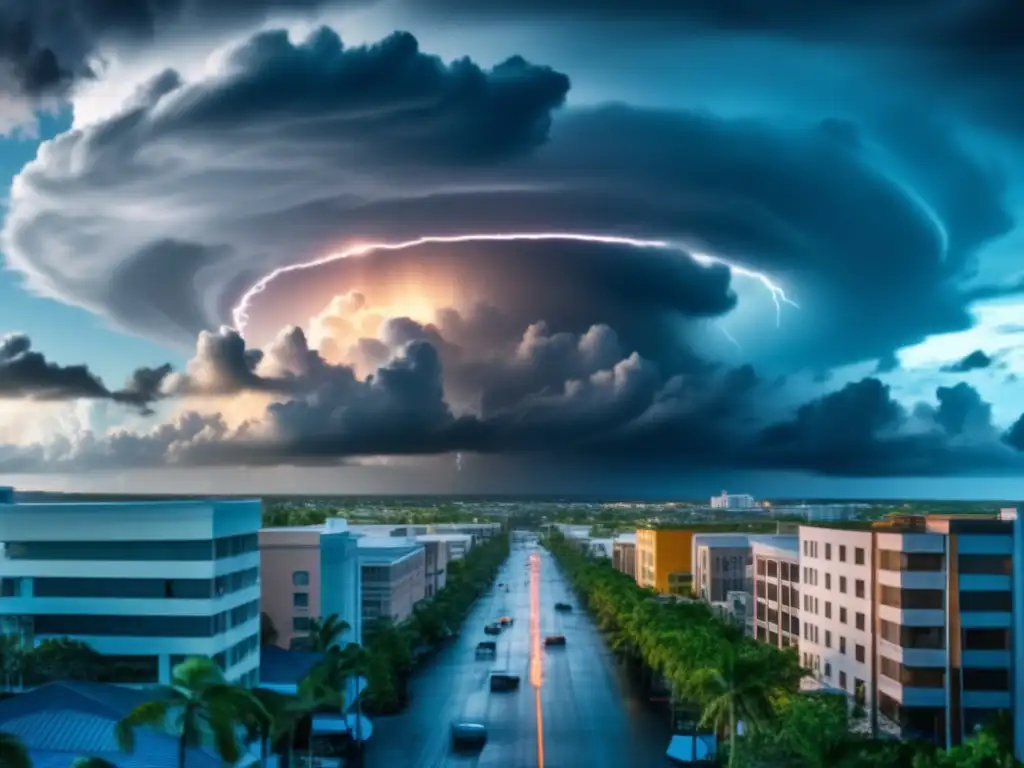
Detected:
[
  {"left": 963, "top": 628, "right": 1010, "bottom": 651},
  {"left": 880, "top": 587, "right": 943, "bottom": 610},
  {"left": 292, "top": 571, "right": 310, "bottom": 586},
  {"left": 855, "top": 547, "right": 865, "bottom": 565},
  {"left": 855, "top": 612, "right": 865, "bottom": 631},
  {"left": 879, "top": 657, "right": 944, "bottom": 688},
  {"left": 824, "top": 662, "right": 832, "bottom": 678},
  {"left": 814, "top": 597, "right": 819, "bottom": 614},
  {"left": 960, "top": 591, "right": 1012, "bottom": 612},
  {"left": 880, "top": 620, "right": 944, "bottom": 649},
  {"left": 855, "top": 644, "right": 865, "bottom": 663},
  {"left": 825, "top": 573, "right": 831, "bottom": 590},
  {"left": 824, "top": 601, "right": 832, "bottom": 619},
  {"left": 959, "top": 556, "right": 1012, "bottom": 575},
  {"left": 839, "top": 545, "right": 847, "bottom": 562},
  {"left": 855, "top": 580, "right": 865, "bottom": 599},
  {"left": 839, "top": 576, "right": 847, "bottom": 593},
  {"left": 878, "top": 551, "right": 944, "bottom": 572},
  {"left": 963, "top": 668, "right": 1010, "bottom": 691},
  {"left": 840, "top": 637, "right": 847, "bottom": 654},
  {"left": 825, "top": 630, "right": 832, "bottom": 648},
  {"left": 293, "top": 592, "right": 309, "bottom": 608},
  {"left": 292, "top": 617, "right": 310, "bottom": 632},
  {"left": 839, "top": 670, "right": 848, "bottom": 689},
  {"left": 767, "top": 560, "right": 778, "bottom": 578},
  {"left": 825, "top": 543, "right": 832, "bottom": 560},
  {"left": 839, "top": 607, "right": 847, "bottom": 624}
]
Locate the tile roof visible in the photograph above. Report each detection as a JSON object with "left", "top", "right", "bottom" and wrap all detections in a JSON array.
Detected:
[{"left": 0, "top": 682, "right": 222, "bottom": 768}]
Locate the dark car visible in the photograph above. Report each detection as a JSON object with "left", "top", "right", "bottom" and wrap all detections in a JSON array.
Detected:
[
  {"left": 489, "top": 672, "right": 521, "bottom": 692},
  {"left": 451, "top": 722, "right": 487, "bottom": 751},
  {"left": 484, "top": 623, "right": 502, "bottom": 635},
  {"left": 554, "top": 602, "right": 573, "bottom": 612},
  {"left": 476, "top": 641, "right": 497, "bottom": 658},
  {"left": 544, "top": 635, "right": 567, "bottom": 646}
]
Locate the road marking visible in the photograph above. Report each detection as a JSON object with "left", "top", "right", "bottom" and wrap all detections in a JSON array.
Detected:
[{"left": 529, "top": 553, "right": 546, "bottom": 768}]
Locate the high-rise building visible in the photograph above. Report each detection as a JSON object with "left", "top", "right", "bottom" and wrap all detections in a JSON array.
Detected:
[
  {"left": 800, "top": 514, "right": 1022, "bottom": 748},
  {"left": 710, "top": 491, "right": 756, "bottom": 510},
  {"left": 0, "top": 489, "right": 262, "bottom": 686}
]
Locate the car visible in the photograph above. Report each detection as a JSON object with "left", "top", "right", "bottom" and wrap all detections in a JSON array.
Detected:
[
  {"left": 489, "top": 672, "right": 521, "bottom": 692},
  {"left": 498, "top": 616, "right": 514, "bottom": 626},
  {"left": 451, "top": 722, "right": 487, "bottom": 750},
  {"left": 544, "top": 635, "right": 567, "bottom": 646},
  {"left": 554, "top": 602, "right": 573, "bottom": 612},
  {"left": 476, "top": 641, "right": 497, "bottom": 658},
  {"left": 484, "top": 623, "right": 502, "bottom": 635}
]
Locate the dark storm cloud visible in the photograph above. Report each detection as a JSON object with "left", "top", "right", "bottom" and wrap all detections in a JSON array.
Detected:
[
  {"left": 0, "top": 333, "right": 170, "bottom": 410},
  {"left": 0, "top": 0, "right": 355, "bottom": 102},
  {"left": 941, "top": 349, "right": 993, "bottom": 373}
]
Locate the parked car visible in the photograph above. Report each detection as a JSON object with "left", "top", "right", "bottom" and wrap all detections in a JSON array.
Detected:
[
  {"left": 544, "top": 635, "right": 567, "bottom": 646},
  {"left": 476, "top": 641, "right": 497, "bottom": 658},
  {"left": 554, "top": 602, "right": 572, "bottom": 612},
  {"left": 484, "top": 623, "right": 502, "bottom": 635},
  {"left": 451, "top": 722, "right": 487, "bottom": 750},
  {"left": 489, "top": 672, "right": 521, "bottom": 692}
]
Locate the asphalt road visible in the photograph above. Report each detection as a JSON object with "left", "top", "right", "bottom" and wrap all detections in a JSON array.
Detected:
[{"left": 366, "top": 538, "right": 673, "bottom": 768}]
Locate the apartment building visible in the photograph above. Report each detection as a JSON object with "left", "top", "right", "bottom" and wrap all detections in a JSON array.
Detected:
[
  {"left": 800, "top": 515, "right": 1022, "bottom": 748},
  {"left": 751, "top": 536, "right": 800, "bottom": 649},
  {"left": 694, "top": 535, "right": 753, "bottom": 602},
  {"left": 0, "top": 489, "right": 262, "bottom": 686},
  {"left": 613, "top": 534, "right": 637, "bottom": 579},
  {"left": 357, "top": 540, "right": 426, "bottom": 624},
  {"left": 259, "top": 519, "right": 362, "bottom": 651},
  {"left": 710, "top": 492, "right": 756, "bottom": 510},
  {"left": 636, "top": 529, "right": 695, "bottom": 595}
]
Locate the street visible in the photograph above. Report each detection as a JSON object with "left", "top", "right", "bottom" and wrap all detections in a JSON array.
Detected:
[{"left": 365, "top": 538, "right": 673, "bottom": 767}]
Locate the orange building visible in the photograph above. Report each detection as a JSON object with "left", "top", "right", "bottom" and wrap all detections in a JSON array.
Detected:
[{"left": 635, "top": 528, "right": 695, "bottom": 595}]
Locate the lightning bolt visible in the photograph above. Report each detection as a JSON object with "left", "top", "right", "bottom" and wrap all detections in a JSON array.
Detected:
[{"left": 231, "top": 232, "right": 799, "bottom": 336}]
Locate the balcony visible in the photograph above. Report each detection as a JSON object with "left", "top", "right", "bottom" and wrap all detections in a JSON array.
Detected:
[
  {"left": 877, "top": 569, "right": 946, "bottom": 590},
  {"left": 878, "top": 638, "right": 945, "bottom": 668}
]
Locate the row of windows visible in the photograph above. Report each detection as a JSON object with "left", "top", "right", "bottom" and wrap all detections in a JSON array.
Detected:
[
  {"left": 28, "top": 602, "right": 259, "bottom": 638},
  {"left": 802, "top": 539, "right": 866, "bottom": 566},
  {"left": 804, "top": 568, "right": 866, "bottom": 599},
  {"left": 801, "top": 596, "right": 866, "bottom": 630},
  {"left": 818, "top": 661, "right": 866, "bottom": 704},
  {"left": 2, "top": 534, "right": 258, "bottom": 562},
  {"left": 28, "top": 568, "right": 259, "bottom": 600},
  {"left": 878, "top": 551, "right": 944, "bottom": 572}
]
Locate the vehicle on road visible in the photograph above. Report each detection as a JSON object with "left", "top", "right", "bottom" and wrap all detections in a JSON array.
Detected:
[
  {"left": 544, "top": 635, "right": 567, "bottom": 646},
  {"left": 498, "top": 616, "right": 514, "bottom": 626},
  {"left": 484, "top": 623, "right": 502, "bottom": 635},
  {"left": 475, "top": 641, "right": 497, "bottom": 658},
  {"left": 554, "top": 602, "right": 573, "bottom": 612},
  {"left": 451, "top": 722, "right": 487, "bottom": 751},
  {"left": 489, "top": 672, "right": 521, "bottom": 692}
]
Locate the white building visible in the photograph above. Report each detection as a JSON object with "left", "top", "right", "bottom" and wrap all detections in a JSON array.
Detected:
[
  {"left": 710, "top": 491, "right": 756, "bottom": 510},
  {"left": 416, "top": 532, "right": 473, "bottom": 561},
  {"left": 769, "top": 503, "right": 863, "bottom": 522},
  {"left": 0, "top": 488, "right": 262, "bottom": 687},
  {"left": 357, "top": 539, "right": 426, "bottom": 624}
]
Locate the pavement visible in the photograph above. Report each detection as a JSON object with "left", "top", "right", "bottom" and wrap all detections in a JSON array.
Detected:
[{"left": 365, "top": 537, "right": 673, "bottom": 767}]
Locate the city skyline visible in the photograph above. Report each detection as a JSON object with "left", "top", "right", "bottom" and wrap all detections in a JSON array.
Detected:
[{"left": 0, "top": 1, "right": 1023, "bottom": 495}]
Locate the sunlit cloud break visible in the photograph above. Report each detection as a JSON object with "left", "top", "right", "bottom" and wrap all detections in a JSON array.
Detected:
[{"left": 231, "top": 233, "right": 800, "bottom": 336}]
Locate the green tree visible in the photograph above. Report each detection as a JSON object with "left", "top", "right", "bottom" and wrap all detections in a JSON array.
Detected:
[
  {"left": 0, "top": 731, "right": 31, "bottom": 768},
  {"left": 27, "top": 638, "right": 101, "bottom": 684},
  {"left": 304, "top": 615, "right": 351, "bottom": 653},
  {"left": 115, "top": 657, "right": 261, "bottom": 768},
  {"left": 70, "top": 758, "right": 118, "bottom": 768}
]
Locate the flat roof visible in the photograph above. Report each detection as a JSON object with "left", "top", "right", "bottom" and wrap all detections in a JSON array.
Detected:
[{"left": 416, "top": 533, "right": 473, "bottom": 542}]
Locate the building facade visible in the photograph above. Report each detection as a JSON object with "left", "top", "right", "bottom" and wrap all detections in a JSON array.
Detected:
[
  {"left": 417, "top": 538, "right": 450, "bottom": 598},
  {"left": 259, "top": 520, "right": 362, "bottom": 651},
  {"left": 358, "top": 543, "right": 426, "bottom": 624},
  {"left": 0, "top": 491, "right": 262, "bottom": 687},
  {"left": 636, "top": 529, "right": 695, "bottom": 595},
  {"left": 694, "top": 534, "right": 753, "bottom": 602},
  {"left": 751, "top": 536, "right": 800, "bottom": 649},
  {"left": 800, "top": 515, "right": 1021, "bottom": 748},
  {"left": 612, "top": 535, "right": 637, "bottom": 580},
  {"left": 710, "top": 492, "right": 756, "bottom": 510}
]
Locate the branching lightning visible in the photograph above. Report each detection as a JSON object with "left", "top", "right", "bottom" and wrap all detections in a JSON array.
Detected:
[{"left": 231, "top": 232, "right": 799, "bottom": 336}]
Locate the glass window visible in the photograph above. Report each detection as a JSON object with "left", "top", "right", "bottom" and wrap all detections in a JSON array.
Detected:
[
  {"left": 855, "top": 548, "right": 865, "bottom": 565},
  {"left": 855, "top": 580, "right": 866, "bottom": 599},
  {"left": 840, "top": 637, "right": 847, "bottom": 654},
  {"left": 293, "top": 617, "right": 311, "bottom": 632},
  {"left": 825, "top": 543, "right": 831, "bottom": 560},
  {"left": 292, "top": 571, "right": 310, "bottom": 586},
  {"left": 855, "top": 612, "right": 865, "bottom": 631},
  {"left": 855, "top": 644, "right": 865, "bottom": 662},
  {"left": 839, "top": 545, "right": 846, "bottom": 562},
  {"left": 293, "top": 592, "right": 309, "bottom": 608},
  {"left": 960, "top": 591, "right": 1012, "bottom": 612}
]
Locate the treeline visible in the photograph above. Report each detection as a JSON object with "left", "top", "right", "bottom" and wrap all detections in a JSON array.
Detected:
[{"left": 545, "top": 531, "right": 1018, "bottom": 768}]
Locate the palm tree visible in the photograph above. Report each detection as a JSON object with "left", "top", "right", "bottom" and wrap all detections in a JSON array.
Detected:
[
  {"left": 0, "top": 731, "right": 31, "bottom": 768},
  {"left": 689, "top": 641, "right": 774, "bottom": 768},
  {"left": 115, "top": 657, "right": 261, "bottom": 768},
  {"left": 306, "top": 615, "right": 350, "bottom": 652}
]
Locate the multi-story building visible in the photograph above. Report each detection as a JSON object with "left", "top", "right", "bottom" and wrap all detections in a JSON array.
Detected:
[
  {"left": 416, "top": 537, "right": 450, "bottom": 598},
  {"left": 694, "top": 535, "right": 753, "bottom": 602},
  {"left": 417, "top": 533, "right": 472, "bottom": 560},
  {"left": 801, "top": 515, "right": 1023, "bottom": 748},
  {"left": 0, "top": 488, "right": 262, "bottom": 687},
  {"left": 751, "top": 536, "right": 800, "bottom": 649},
  {"left": 259, "top": 519, "right": 362, "bottom": 651},
  {"left": 768, "top": 504, "right": 864, "bottom": 522},
  {"left": 636, "top": 529, "right": 695, "bottom": 595},
  {"left": 612, "top": 534, "right": 637, "bottom": 579},
  {"left": 710, "top": 492, "right": 756, "bottom": 510},
  {"left": 357, "top": 540, "right": 426, "bottom": 624}
]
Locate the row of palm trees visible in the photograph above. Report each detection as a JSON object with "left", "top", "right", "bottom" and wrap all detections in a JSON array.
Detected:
[{"left": 545, "top": 531, "right": 1018, "bottom": 768}]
